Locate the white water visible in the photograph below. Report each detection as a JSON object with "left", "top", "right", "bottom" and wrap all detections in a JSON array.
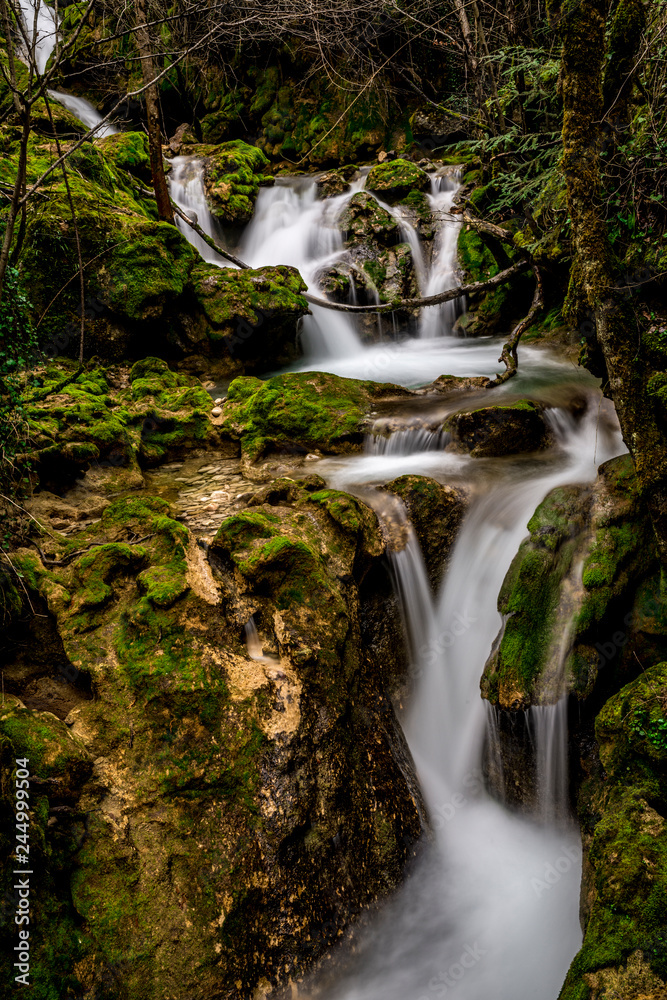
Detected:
[
  {"left": 170, "top": 157, "right": 232, "bottom": 265},
  {"left": 314, "top": 402, "right": 625, "bottom": 1000},
  {"left": 16, "top": 0, "right": 118, "bottom": 137},
  {"left": 419, "top": 174, "right": 465, "bottom": 339}
]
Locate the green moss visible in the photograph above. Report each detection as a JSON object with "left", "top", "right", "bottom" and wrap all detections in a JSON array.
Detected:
[
  {"left": 97, "top": 130, "right": 151, "bottom": 180},
  {"left": 561, "top": 664, "right": 667, "bottom": 997},
  {"left": 192, "top": 263, "right": 307, "bottom": 333},
  {"left": 365, "top": 159, "right": 430, "bottom": 201},
  {"left": 204, "top": 141, "right": 269, "bottom": 224},
  {"left": 220, "top": 371, "right": 385, "bottom": 460}
]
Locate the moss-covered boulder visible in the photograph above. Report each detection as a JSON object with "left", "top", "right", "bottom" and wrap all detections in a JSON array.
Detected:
[
  {"left": 0, "top": 484, "right": 424, "bottom": 999},
  {"left": 315, "top": 166, "right": 357, "bottom": 198},
  {"left": 559, "top": 662, "right": 667, "bottom": 1000},
  {"left": 97, "top": 130, "right": 151, "bottom": 181},
  {"left": 456, "top": 221, "right": 531, "bottom": 338},
  {"left": 366, "top": 158, "right": 431, "bottom": 202},
  {"left": 189, "top": 263, "right": 308, "bottom": 371},
  {"left": 201, "top": 140, "right": 270, "bottom": 224},
  {"left": 445, "top": 400, "right": 552, "bottom": 458},
  {"left": 383, "top": 475, "right": 467, "bottom": 589},
  {"left": 338, "top": 191, "right": 400, "bottom": 247},
  {"left": 219, "top": 371, "right": 410, "bottom": 469}
]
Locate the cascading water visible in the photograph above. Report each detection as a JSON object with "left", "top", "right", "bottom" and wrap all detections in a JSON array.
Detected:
[
  {"left": 15, "top": 0, "right": 118, "bottom": 136},
  {"left": 419, "top": 173, "right": 465, "bottom": 339},
  {"left": 169, "top": 157, "right": 232, "bottom": 266},
  {"left": 312, "top": 402, "right": 626, "bottom": 1000},
  {"left": 241, "top": 180, "right": 365, "bottom": 359}
]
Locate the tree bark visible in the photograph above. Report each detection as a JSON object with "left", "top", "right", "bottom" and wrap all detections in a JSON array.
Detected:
[
  {"left": 556, "top": 0, "right": 667, "bottom": 562},
  {"left": 134, "top": 0, "right": 173, "bottom": 223}
]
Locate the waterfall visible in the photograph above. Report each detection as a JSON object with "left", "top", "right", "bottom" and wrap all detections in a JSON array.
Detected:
[
  {"left": 47, "top": 91, "right": 119, "bottom": 138},
  {"left": 169, "top": 156, "right": 231, "bottom": 266},
  {"left": 15, "top": 0, "right": 118, "bottom": 137},
  {"left": 419, "top": 173, "right": 465, "bottom": 339},
  {"left": 313, "top": 400, "right": 627, "bottom": 1000},
  {"left": 15, "top": 0, "right": 57, "bottom": 75},
  {"left": 240, "top": 180, "right": 365, "bottom": 359},
  {"left": 367, "top": 427, "right": 450, "bottom": 457}
]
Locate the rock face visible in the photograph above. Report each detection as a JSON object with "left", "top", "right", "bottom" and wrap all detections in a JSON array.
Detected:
[
  {"left": 445, "top": 400, "right": 552, "bottom": 457},
  {"left": 482, "top": 455, "right": 664, "bottom": 712},
  {"left": 0, "top": 483, "right": 425, "bottom": 999},
  {"left": 383, "top": 475, "right": 468, "bottom": 589},
  {"left": 219, "top": 371, "right": 411, "bottom": 474}
]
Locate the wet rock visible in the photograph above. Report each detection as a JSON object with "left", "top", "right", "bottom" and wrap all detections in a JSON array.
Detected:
[
  {"left": 445, "top": 400, "right": 552, "bottom": 457},
  {"left": 383, "top": 475, "right": 468, "bottom": 589},
  {"left": 219, "top": 371, "right": 411, "bottom": 473},
  {"left": 315, "top": 166, "right": 357, "bottom": 198},
  {"left": 188, "top": 263, "right": 309, "bottom": 372},
  {"left": 201, "top": 140, "right": 270, "bottom": 224},
  {"left": 0, "top": 486, "right": 425, "bottom": 1000},
  {"left": 338, "top": 192, "right": 400, "bottom": 247}
]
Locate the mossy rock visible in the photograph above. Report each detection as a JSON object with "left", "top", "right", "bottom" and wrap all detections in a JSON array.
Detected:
[
  {"left": 219, "top": 371, "right": 409, "bottom": 463},
  {"left": 203, "top": 140, "right": 270, "bottom": 224},
  {"left": 190, "top": 263, "right": 308, "bottom": 370},
  {"left": 97, "top": 130, "right": 151, "bottom": 182},
  {"left": 383, "top": 475, "right": 467, "bottom": 589},
  {"left": 365, "top": 158, "right": 430, "bottom": 202},
  {"left": 25, "top": 360, "right": 222, "bottom": 486},
  {"left": 482, "top": 484, "right": 592, "bottom": 709},
  {"left": 338, "top": 191, "right": 400, "bottom": 248},
  {"left": 445, "top": 400, "right": 552, "bottom": 458}
]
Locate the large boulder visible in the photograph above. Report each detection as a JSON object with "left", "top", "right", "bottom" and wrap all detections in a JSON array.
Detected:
[{"left": 0, "top": 484, "right": 425, "bottom": 999}]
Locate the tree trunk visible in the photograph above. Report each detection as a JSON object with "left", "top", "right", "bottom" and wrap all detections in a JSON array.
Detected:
[
  {"left": 556, "top": 0, "right": 667, "bottom": 562},
  {"left": 134, "top": 0, "right": 172, "bottom": 223}
]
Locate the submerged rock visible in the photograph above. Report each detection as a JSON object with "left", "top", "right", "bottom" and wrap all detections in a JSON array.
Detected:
[{"left": 0, "top": 483, "right": 425, "bottom": 999}]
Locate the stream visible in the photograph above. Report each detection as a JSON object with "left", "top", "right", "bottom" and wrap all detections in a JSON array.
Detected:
[
  {"left": 171, "top": 166, "right": 627, "bottom": 999},
  {"left": 17, "top": 6, "right": 628, "bottom": 994}
]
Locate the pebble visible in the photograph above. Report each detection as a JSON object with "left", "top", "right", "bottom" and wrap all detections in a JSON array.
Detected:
[
  {"left": 197, "top": 465, "right": 219, "bottom": 474},
  {"left": 211, "top": 407, "right": 222, "bottom": 417},
  {"left": 305, "top": 453, "right": 320, "bottom": 461},
  {"left": 214, "top": 397, "right": 224, "bottom": 405}
]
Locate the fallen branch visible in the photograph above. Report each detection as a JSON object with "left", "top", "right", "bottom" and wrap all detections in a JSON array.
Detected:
[
  {"left": 170, "top": 197, "right": 530, "bottom": 313},
  {"left": 485, "top": 265, "right": 544, "bottom": 387},
  {"left": 461, "top": 213, "right": 516, "bottom": 246},
  {"left": 170, "top": 199, "right": 250, "bottom": 270}
]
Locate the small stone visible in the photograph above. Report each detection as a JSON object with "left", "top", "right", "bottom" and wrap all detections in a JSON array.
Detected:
[
  {"left": 214, "top": 397, "right": 224, "bottom": 405},
  {"left": 211, "top": 407, "right": 222, "bottom": 417},
  {"left": 197, "top": 464, "right": 218, "bottom": 473},
  {"left": 305, "top": 453, "right": 320, "bottom": 461}
]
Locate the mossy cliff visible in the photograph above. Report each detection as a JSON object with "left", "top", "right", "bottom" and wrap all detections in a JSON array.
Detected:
[
  {"left": 0, "top": 482, "right": 425, "bottom": 999},
  {"left": 0, "top": 125, "right": 307, "bottom": 373}
]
